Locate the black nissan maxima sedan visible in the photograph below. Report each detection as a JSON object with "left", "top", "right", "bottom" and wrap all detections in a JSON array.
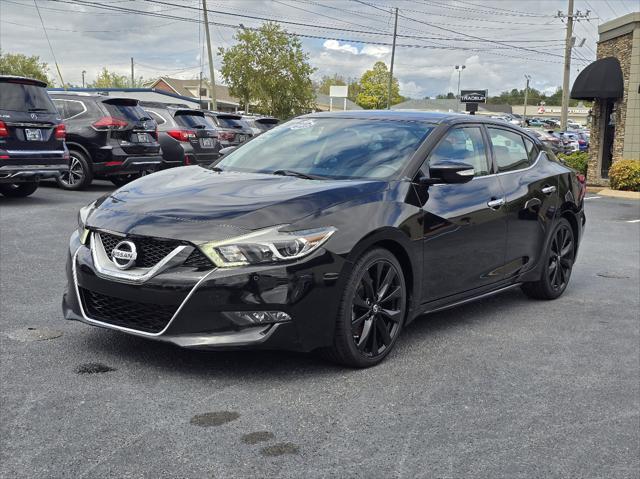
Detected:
[{"left": 63, "top": 111, "right": 586, "bottom": 367}]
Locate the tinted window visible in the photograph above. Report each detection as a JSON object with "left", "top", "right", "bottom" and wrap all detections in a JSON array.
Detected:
[
  {"left": 102, "top": 101, "right": 149, "bottom": 122},
  {"left": 217, "top": 118, "right": 433, "bottom": 179},
  {"left": 52, "top": 99, "right": 85, "bottom": 120},
  {"left": 215, "top": 116, "right": 245, "bottom": 129},
  {"left": 523, "top": 136, "right": 538, "bottom": 163},
  {"left": 175, "top": 113, "right": 212, "bottom": 129},
  {"left": 145, "top": 109, "right": 168, "bottom": 126},
  {"left": 429, "top": 127, "right": 490, "bottom": 177},
  {"left": 0, "top": 82, "right": 56, "bottom": 112},
  {"left": 488, "top": 128, "right": 531, "bottom": 172}
]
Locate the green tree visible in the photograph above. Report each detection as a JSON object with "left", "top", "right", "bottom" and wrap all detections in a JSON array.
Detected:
[
  {"left": 0, "top": 52, "right": 50, "bottom": 84},
  {"left": 435, "top": 92, "right": 456, "bottom": 99},
  {"left": 356, "top": 61, "right": 403, "bottom": 109},
  {"left": 218, "top": 23, "right": 316, "bottom": 118},
  {"left": 89, "top": 68, "right": 130, "bottom": 88}
]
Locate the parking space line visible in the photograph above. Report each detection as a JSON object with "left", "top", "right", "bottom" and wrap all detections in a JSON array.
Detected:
[
  {"left": 626, "top": 219, "right": 640, "bottom": 223},
  {"left": 584, "top": 196, "right": 601, "bottom": 200}
]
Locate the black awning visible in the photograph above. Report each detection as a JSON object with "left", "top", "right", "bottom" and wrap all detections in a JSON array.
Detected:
[{"left": 571, "top": 57, "right": 624, "bottom": 100}]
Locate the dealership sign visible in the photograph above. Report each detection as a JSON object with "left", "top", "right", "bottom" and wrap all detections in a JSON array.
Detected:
[{"left": 460, "top": 89, "right": 487, "bottom": 103}]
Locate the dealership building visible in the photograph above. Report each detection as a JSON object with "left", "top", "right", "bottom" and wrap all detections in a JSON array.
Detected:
[{"left": 571, "top": 12, "right": 640, "bottom": 185}]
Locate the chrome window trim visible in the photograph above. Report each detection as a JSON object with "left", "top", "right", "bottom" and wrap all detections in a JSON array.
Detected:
[
  {"left": 90, "top": 232, "right": 194, "bottom": 284},
  {"left": 72, "top": 247, "right": 218, "bottom": 337}
]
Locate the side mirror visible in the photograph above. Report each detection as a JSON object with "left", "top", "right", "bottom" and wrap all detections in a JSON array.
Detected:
[
  {"left": 421, "top": 160, "right": 475, "bottom": 185},
  {"left": 218, "top": 146, "right": 237, "bottom": 156}
]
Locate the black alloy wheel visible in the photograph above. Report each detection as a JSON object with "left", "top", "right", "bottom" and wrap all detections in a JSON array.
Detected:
[
  {"left": 324, "top": 248, "right": 407, "bottom": 367},
  {"left": 56, "top": 150, "right": 92, "bottom": 190},
  {"left": 522, "top": 218, "right": 575, "bottom": 300}
]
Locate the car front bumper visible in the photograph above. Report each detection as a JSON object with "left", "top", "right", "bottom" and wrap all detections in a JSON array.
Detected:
[{"left": 62, "top": 231, "right": 348, "bottom": 352}]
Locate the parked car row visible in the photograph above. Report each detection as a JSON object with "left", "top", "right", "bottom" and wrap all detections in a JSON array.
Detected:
[
  {"left": 0, "top": 77, "right": 280, "bottom": 196},
  {"left": 525, "top": 128, "right": 590, "bottom": 155}
]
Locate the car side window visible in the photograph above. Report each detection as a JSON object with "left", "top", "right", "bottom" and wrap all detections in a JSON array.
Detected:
[
  {"left": 523, "top": 136, "right": 539, "bottom": 163},
  {"left": 428, "top": 127, "right": 490, "bottom": 177},
  {"left": 147, "top": 110, "right": 167, "bottom": 126},
  {"left": 52, "top": 99, "right": 67, "bottom": 118},
  {"left": 487, "top": 128, "right": 531, "bottom": 173},
  {"left": 51, "top": 99, "right": 85, "bottom": 120}
]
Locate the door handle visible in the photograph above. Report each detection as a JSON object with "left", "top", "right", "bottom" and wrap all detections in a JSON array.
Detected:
[
  {"left": 487, "top": 197, "right": 506, "bottom": 209},
  {"left": 541, "top": 185, "right": 557, "bottom": 195}
]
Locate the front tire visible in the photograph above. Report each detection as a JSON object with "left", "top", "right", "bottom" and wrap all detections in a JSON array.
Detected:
[
  {"left": 323, "top": 248, "right": 407, "bottom": 368},
  {"left": 522, "top": 218, "right": 575, "bottom": 300},
  {"left": 0, "top": 182, "right": 39, "bottom": 197},
  {"left": 56, "top": 150, "right": 93, "bottom": 190}
]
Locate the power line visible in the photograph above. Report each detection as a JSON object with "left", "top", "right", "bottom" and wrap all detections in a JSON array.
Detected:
[
  {"left": 39, "top": 0, "right": 578, "bottom": 65},
  {"left": 33, "top": 0, "right": 65, "bottom": 86},
  {"left": 353, "top": 0, "right": 570, "bottom": 59}
]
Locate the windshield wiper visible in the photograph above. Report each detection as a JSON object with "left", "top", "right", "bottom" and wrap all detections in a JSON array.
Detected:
[
  {"left": 210, "top": 166, "right": 224, "bottom": 172},
  {"left": 272, "top": 169, "right": 324, "bottom": 180},
  {"left": 28, "top": 108, "right": 49, "bottom": 112}
]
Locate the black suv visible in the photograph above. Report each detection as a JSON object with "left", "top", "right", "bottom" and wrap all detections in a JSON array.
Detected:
[
  {"left": 204, "top": 111, "right": 253, "bottom": 147},
  {"left": 49, "top": 93, "right": 161, "bottom": 189},
  {"left": 0, "top": 76, "right": 68, "bottom": 197},
  {"left": 141, "top": 103, "right": 221, "bottom": 167}
]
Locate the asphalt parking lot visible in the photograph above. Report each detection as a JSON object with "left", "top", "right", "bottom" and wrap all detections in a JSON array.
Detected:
[{"left": 1, "top": 182, "right": 638, "bottom": 479}]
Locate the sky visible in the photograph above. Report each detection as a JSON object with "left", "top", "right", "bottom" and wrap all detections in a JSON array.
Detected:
[{"left": 0, "top": 0, "right": 638, "bottom": 99}]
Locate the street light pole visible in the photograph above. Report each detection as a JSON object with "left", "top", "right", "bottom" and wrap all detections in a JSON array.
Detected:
[
  {"left": 81, "top": 70, "right": 86, "bottom": 88},
  {"left": 523, "top": 74, "right": 531, "bottom": 124},
  {"left": 455, "top": 65, "right": 465, "bottom": 111}
]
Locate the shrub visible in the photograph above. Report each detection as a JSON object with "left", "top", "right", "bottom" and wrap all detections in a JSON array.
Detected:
[
  {"left": 558, "top": 151, "right": 589, "bottom": 176},
  {"left": 608, "top": 160, "right": 640, "bottom": 192}
]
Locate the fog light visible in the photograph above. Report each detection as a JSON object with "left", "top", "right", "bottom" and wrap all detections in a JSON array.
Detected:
[{"left": 223, "top": 311, "right": 291, "bottom": 326}]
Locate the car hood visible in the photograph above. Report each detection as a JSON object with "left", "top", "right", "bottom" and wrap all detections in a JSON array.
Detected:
[{"left": 87, "top": 166, "right": 387, "bottom": 242}]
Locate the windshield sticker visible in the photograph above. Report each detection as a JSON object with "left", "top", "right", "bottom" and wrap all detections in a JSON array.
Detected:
[{"left": 289, "top": 119, "right": 315, "bottom": 130}]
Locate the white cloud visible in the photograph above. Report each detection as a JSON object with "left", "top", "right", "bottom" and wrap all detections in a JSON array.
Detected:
[
  {"left": 360, "top": 45, "right": 390, "bottom": 58},
  {"left": 322, "top": 40, "right": 359, "bottom": 55}
]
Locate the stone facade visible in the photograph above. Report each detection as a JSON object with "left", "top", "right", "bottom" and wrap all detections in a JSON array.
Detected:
[{"left": 587, "top": 32, "right": 633, "bottom": 185}]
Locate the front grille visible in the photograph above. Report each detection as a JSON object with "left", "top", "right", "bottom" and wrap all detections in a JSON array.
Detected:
[
  {"left": 98, "top": 232, "right": 212, "bottom": 269},
  {"left": 80, "top": 288, "right": 178, "bottom": 333}
]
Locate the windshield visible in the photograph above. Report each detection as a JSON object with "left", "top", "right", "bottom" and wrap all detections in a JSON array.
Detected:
[
  {"left": 216, "top": 117, "right": 433, "bottom": 179},
  {"left": 0, "top": 82, "right": 56, "bottom": 112}
]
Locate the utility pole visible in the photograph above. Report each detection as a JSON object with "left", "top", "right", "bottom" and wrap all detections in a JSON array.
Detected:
[
  {"left": 557, "top": 4, "right": 590, "bottom": 130},
  {"left": 523, "top": 74, "right": 531, "bottom": 124},
  {"left": 387, "top": 7, "right": 398, "bottom": 110},
  {"left": 130, "top": 57, "right": 135, "bottom": 88},
  {"left": 559, "top": 0, "right": 574, "bottom": 131},
  {"left": 202, "top": 0, "right": 217, "bottom": 111},
  {"left": 81, "top": 70, "right": 86, "bottom": 88}
]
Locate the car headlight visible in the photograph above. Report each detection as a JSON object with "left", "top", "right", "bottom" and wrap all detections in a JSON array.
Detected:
[
  {"left": 77, "top": 202, "right": 96, "bottom": 245},
  {"left": 198, "top": 225, "right": 336, "bottom": 267}
]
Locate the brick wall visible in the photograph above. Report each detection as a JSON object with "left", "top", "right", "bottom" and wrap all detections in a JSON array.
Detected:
[{"left": 587, "top": 32, "right": 633, "bottom": 185}]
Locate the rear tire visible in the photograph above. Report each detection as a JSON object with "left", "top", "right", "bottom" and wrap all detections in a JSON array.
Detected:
[
  {"left": 322, "top": 248, "right": 407, "bottom": 368},
  {"left": 0, "top": 182, "right": 39, "bottom": 197},
  {"left": 56, "top": 150, "right": 93, "bottom": 190},
  {"left": 522, "top": 218, "right": 575, "bottom": 300}
]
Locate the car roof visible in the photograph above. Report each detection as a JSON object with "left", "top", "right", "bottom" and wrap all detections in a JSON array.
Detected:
[
  {"left": 0, "top": 75, "right": 48, "bottom": 87},
  {"left": 300, "top": 109, "right": 533, "bottom": 129}
]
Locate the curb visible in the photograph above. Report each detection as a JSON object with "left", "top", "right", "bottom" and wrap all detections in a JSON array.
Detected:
[{"left": 597, "top": 188, "right": 640, "bottom": 200}]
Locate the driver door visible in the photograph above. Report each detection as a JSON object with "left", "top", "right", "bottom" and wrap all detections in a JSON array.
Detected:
[{"left": 419, "top": 125, "right": 508, "bottom": 302}]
